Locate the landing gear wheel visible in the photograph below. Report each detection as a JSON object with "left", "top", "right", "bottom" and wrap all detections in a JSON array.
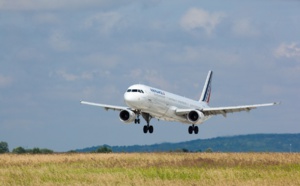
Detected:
[
  {"left": 143, "top": 125, "right": 148, "bottom": 133},
  {"left": 149, "top": 125, "right": 154, "bottom": 133},
  {"left": 188, "top": 126, "right": 193, "bottom": 134},
  {"left": 194, "top": 126, "right": 199, "bottom": 134},
  {"left": 143, "top": 125, "right": 154, "bottom": 134},
  {"left": 135, "top": 119, "right": 140, "bottom": 124}
]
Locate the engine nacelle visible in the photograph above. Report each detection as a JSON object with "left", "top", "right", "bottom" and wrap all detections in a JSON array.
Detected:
[
  {"left": 119, "top": 109, "right": 136, "bottom": 123},
  {"left": 187, "top": 110, "right": 204, "bottom": 124}
]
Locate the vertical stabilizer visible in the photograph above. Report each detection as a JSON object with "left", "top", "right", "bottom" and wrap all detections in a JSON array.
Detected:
[{"left": 199, "top": 71, "right": 213, "bottom": 104}]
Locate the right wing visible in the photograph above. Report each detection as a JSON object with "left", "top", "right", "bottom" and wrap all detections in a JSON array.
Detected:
[
  {"left": 202, "top": 102, "right": 279, "bottom": 117},
  {"left": 80, "top": 101, "right": 129, "bottom": 111},
  {"left": 174, "top": 102, "right": 279, "bottom": 118}
]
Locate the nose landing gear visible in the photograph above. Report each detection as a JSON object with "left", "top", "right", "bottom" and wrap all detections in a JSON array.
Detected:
[
  {"left": 134, "top": 118, "right": 140, "bottom": 124},
  {"left": 188, "top": 125, "right": 199, "bottom": 134},
  {"left": 134, "top": 111, "right": 141, "bottom": 124}
]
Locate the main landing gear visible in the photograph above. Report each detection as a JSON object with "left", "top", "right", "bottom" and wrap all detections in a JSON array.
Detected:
[
  {"left": 142, "top": 113, "right": 154, "bottom": 134},
  {"left": 188, "top": 125, "right": 199, "bottom": 134}
]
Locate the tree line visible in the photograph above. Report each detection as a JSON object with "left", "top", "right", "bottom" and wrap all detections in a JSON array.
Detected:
[
  {"left": 0, "top": 141, "right": 53, "bottom": 154},
  {"left": 0, "top": 141, "right": 114, "bottom": 154}
]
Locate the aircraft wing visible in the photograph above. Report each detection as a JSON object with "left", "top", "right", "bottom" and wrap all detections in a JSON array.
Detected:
[
  {"left": 80, "top": 101, "right": 129, "bottom": 111},
  {"left": 202, "top": 102, "right": 279, "bottom": 117}
]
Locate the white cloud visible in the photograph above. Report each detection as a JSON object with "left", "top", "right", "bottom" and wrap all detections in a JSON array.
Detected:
[
  {"left": 282, "top": 65, "right": 300, "bottom": 80},
  {"left": 180, "top": 8, "right": 226, "bottom": 35},
  {"left": 144, "top": 70, "right": 171, "bottom": 89},
  {"left": 82, "top": 53, "right": 120, "bottom": 68},
  {"left": 129, "top": 69, "right": 143, "bottom": 79},
  {"left": 84, "top": 12, "right": 122, "bottom": 35},
  {"left": 0, "top": 0, "right": 65, "bottom": 10},
  {"left": 274, "top": 42, "right": 300, "bottom": 59},
  {"left": 54, "top": 70, "right": 93, "bottom": 81},
  {"left": 120, "top": 41, "right": 166, "bottom": 56},
  {"left": 0, "top": 75, "right": 13, "bottom": 88},
  {"left": 167, "top": 46, "right": 240, "bottom": 66},
  {"left": 232, "top": 19, "right": 260, "bottom": 37},
  {"left": 56, "top": 70, "right": 78, "bottom": 81},
  {"left": 34, "top": 13, "right": 61, "bottom": 24},
  {"left": 0, "top": 0, "right": 121, "bottom": 10},
  {"left": 17, "top": 47, "right": 45, "bottom": 61},
  {"left": 127, "top": 69, "right": 171, "bottom": 90},
  {"left": 49, "top": 30, "right": 71, "bottom": 51},
  {"left": 262, "top": 84, "right": 283, "bottom": 96}
]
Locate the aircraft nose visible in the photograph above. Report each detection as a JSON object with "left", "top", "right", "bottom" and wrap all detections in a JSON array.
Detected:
[{"left": 124, "top": 92, "right": 139, "bottom": 106}]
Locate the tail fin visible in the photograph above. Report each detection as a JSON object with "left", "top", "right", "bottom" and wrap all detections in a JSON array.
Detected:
[{"left": 199, "top": 70, "right": 213, "bottom": 104}]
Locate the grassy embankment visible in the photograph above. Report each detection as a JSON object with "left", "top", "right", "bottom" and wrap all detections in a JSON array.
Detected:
[{"left": 0, "top": 153, "right": 300, "bottom": 185}]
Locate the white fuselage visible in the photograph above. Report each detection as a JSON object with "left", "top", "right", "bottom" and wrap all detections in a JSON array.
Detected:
[{"left": 124, "top": 84, "right": 211, "bottom": 124}]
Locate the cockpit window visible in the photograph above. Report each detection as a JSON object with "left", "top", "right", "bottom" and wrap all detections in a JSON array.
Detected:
[{"left": 127, "top": 89, "right": 144, "bottom": 93}]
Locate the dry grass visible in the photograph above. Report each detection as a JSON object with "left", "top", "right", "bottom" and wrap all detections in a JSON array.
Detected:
[{"left": 0, "top": 153, "right": 299, "bottom": 185}]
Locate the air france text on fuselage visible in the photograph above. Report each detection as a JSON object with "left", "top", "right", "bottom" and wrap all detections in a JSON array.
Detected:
[{"left": 150, "top": 88, "right": 165, "bottom": 96}]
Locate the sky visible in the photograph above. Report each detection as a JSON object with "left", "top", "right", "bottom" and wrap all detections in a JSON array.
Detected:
[{"left": 0, "top": 0, "right": 299, "bottom": 152}]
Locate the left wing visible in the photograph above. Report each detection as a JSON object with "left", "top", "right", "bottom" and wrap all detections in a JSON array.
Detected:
[
  {"left": 202, "top": 102, "right": 279, "bottom": 117},
  {"left": 80, "top": 101, "right": 129, "bottom": 111}
]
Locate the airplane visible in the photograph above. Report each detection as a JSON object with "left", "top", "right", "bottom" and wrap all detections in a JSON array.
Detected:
[{"left": 81, "top": 71, "right": 278, "bottom": 134}]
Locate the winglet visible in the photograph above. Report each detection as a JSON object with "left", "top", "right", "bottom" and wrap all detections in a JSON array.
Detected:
[{"left": 200, "top": 71, "right": 213, "bottom": 104}]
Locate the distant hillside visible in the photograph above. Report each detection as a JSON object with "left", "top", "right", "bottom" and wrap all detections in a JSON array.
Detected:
[{"left": 75, "top": 134, "right": 300, "bottom": 153}]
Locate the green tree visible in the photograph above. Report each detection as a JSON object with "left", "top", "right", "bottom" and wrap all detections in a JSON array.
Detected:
[
  {"left": 25, "top": 149, "right": 33, "bottom": 154},
  {"left": 67, "top": 150, "right": 78, "bottom": 153},
  {"left": 205, "top": 148, "right": 213, "bottom": 153},
  {"left": 182, "top": 148, "right": 189, "bottom": 153},
  {"left": 32, "top": 147, "right": 41, "bottom": 154},
  {"left": 12, "top": 147, "right": 26, "bottom": 154},
  {"left": 95, "top": 146, "right": 112, "bottom": 153},
  {"left": 0, "top": 141, "right": 9, "bottom": 153},
  {"left": 173, "top": 148, "right": 189, "bottom": 153},
  {"left": 40, "top": 148, "right": 53, "bottom": 154}
]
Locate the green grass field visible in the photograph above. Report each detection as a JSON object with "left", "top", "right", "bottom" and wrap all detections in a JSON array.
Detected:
[{"left": 0, "top": 153, "right": 299, "bottom": 185}]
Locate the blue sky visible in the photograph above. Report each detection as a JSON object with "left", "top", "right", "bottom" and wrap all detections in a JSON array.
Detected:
[{"left": 0, "top": 0, "right": 299, "bottom": 151}]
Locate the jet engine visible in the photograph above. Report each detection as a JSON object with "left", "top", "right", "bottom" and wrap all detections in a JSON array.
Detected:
[
  {"left": 187, "top": 110, "right": 204, "bottom": 124},
  {"left": 119, "top": 109, "right": 136, "bottom": 123}
]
